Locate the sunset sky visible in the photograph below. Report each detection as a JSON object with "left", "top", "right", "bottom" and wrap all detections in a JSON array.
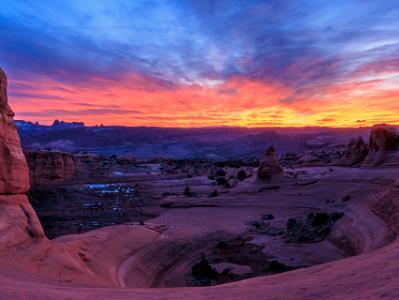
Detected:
[{"left": 1, "top": 0, "right": 399, "bottom": 127}]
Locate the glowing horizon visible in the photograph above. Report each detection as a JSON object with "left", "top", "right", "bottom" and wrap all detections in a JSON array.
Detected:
[{"left": 1, "top": 1, "right": 399, "bottom": 128}]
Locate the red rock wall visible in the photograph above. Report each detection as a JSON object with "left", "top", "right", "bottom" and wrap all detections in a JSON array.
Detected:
[
  {"left": 0, "top": 69, "right": 29, "bottom": 194},
  {"left": 0, "top": 68, "right": 44, "bottom": 251},
  {"left": 25, "top": 150, "right": 76, "bottom": 185}
]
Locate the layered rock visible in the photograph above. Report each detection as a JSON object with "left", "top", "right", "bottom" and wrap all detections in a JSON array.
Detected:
[
  {"left": 0, "top": 69, "right": 29, "bottom": 194},
  {"left": 0, "top": 68, "right": 44, "bottom": 251},
  {"left": 25, "top": 150, "right": 76, "bottom": 185},
  {"left": 338, "top": 137, "right": 369, "bottom": 166},
  {"left": 0, "top": 68, "right": 9, "bottom": 111},
  {"left": 257, "top": 146, "right": 284, "bottom": 180},
  {"left": 362, "top": 124, "right": 398, "bottom": 167}
]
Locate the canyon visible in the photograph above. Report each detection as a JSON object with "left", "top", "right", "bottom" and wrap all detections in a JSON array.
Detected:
[{"left": 1, "top": 67, "right": 399, "bottom": 299}]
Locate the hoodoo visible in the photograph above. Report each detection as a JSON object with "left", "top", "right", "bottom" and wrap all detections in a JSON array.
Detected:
[
  {"left": 338, "top": 137, "right": 369, "bottom": 166},
  {"left": 257, "top": 145, "right": 284, "bottom": 180}
]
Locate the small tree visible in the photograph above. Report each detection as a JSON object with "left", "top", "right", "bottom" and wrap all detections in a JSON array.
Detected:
[
  {"left": 209, "top": 190, "right": 218, "bottom": 197},
  {"left": 237, "top": 169, "right": 247, "bottom": 181},
  {"left": 184, "top": 186, "right": 192, "bottom": 197}
]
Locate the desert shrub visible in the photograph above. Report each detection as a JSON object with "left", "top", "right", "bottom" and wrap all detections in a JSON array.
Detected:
[
  {"left": 225, "top": 160, "right": 242, "bottom": 168},
  {"left": 261, "top": 213, "right": 274, "bottom": 220},
  {"left": 237, "top": 169, "right": 247, "bottom": 181},
  {"left": 215, "top": 169, "right": 226, "bottom": 177},
  {"left": 217, "top": 240, "right": 228, "bottom": 249},
  {"left": 342, "top": 195, "right": 351, "bottom": 202},
  {"left": 269, "top": 260, "right": 285, "bottom": 272},
  {"left": 184, "top": 186, "right": 193, "bottom": 197},
  {"left": 311, "top": 213, "right": 330, "bottom": 227},
  {"left": 209, "top": 190, "right": 218, "bottom": 197},
  {"left": 216, "top": 177, "right": 227, "bottom": 185},
  {"left": 217, "top": 162, "right": 226, "bottom": 168},
  {"left": 221, "top": 268, "right": 231, "bottom": 275},
  {"left": 191, "top": 259, "right": 217, "bottom": 283}
]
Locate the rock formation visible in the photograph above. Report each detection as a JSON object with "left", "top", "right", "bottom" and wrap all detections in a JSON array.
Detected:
[
  {"left": 362, "top": 124, "right": 398, "bottom": 167},
  {"left": 257, "top": 146, "right": 284, "bottom": 180},
  {"left": 338, "top": 137, "right": 369, "bottom": 166},
  {"left": 2, "top": 67, "right": 399, "bottom": 299},
  {"left": 25, "top": 150, "right": 76, "bottom": 185},
  {"left": 295, "top": 153, "right": 322, "bottom": 166},
  {"left": 0, "top": 68, "right": 44, "bottom": 250}
]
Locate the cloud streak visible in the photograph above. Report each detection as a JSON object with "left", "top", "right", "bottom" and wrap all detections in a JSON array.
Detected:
[{"left": 1, "top": 0, "right": 399, "bottom": 127}]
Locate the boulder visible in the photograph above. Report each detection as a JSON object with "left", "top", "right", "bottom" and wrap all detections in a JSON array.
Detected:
[
  {"left": 338, "top": 137, "right": 369, "bottom": 166},
  {"left": 25, "top": 150, "right": 76, "bottom": 185},
  {"left": 257, "top": 146, "right": 284, "bottom": 180},
  {"left": 362, "top": 124, "right": 398, "bottom": 167}
]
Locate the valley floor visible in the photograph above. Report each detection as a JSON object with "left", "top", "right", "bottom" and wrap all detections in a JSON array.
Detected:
[{"left": 1, "top": 166, "right": 399, "bottom": 299}]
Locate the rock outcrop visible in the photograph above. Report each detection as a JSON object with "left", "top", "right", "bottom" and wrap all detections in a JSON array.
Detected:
[
  {"left": 295, "top": 153, "right": 322, "bottom": 166},
  {"left": 257, "top": 146, "right": 284, "bottom": 180},
  {"left": 362, "top": 124, "right": 398, "bottom": 167},
  {"left": 0, "top": 69, "right": 30, "bottom": 194},
  {"left": 338, "top": 137, "right": 369, "bottom": 166},
  {"left": 0, "top": 68, "right": 44, "bottom": 250},
  {"left": 25, "top": 150, "right": 76, "bottom": 185}
]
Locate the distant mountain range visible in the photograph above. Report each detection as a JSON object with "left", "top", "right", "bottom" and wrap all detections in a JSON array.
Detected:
[{"left": 15, "top": 120, "right": 372, "bottom": 160}]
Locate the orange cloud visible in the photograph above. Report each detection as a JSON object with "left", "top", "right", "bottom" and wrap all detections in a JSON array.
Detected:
[{"left": 9, "top": 71, "right": 399, "bottom": 128}]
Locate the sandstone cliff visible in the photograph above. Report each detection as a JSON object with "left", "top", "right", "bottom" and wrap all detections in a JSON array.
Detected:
[
  {"left": 25, "top": 150, "right": 76, "bottom": 185},
  {"left": 0, "top": 68, "right": 44, "bottom": 251}
]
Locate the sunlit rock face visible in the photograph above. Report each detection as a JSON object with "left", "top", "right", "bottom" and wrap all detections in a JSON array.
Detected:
[
  {"left": 0, "top": 68, "right": 9, "bottom": 112},
  {"left": 257, "top": 146, "right": 284, "bottom": 180},
  {"left": 0, "top": 68, "right": 44, "bottom": 250},
  {"left": 0, "top": 69, "right": 30, "bottom": 194},
  {"left": 338, "top": 137, "right": 369, "bottom": 166},
  {"left": 362, "top": 124, "right": 398, "bottom": 167},
  {"left": 25, "top": 150, "right": 76, "bottom": 186}
]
